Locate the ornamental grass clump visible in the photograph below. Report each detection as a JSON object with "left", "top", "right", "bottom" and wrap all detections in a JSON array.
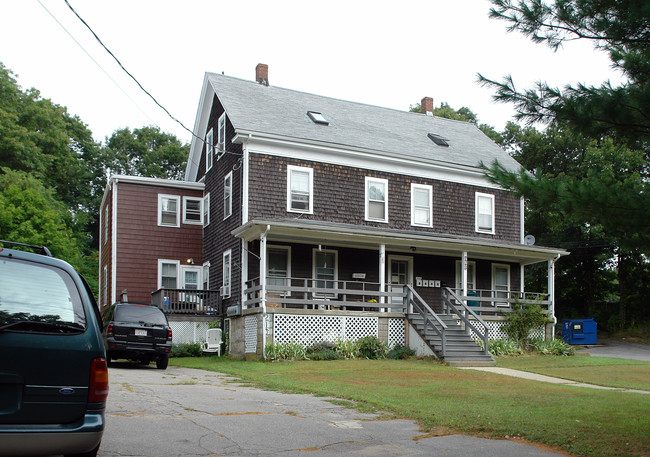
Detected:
[{"left": 264, "top": 342, "right": 307, "bottom": 361}]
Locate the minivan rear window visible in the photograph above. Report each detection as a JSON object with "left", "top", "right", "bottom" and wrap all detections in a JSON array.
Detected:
[
  {"left": 0, "top": 258, "right": 86, "bottom": 331},
  {"left": 115, "top": 305, "right": 167, "bottom": 326}
]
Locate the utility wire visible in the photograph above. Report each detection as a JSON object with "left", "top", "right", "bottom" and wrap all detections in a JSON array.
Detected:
[{"left": 37, "top": 0, "right": 159, "bottom": 130}]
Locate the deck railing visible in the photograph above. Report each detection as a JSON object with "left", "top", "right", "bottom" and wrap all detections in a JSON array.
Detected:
[
  {"left": 243, "top": 277, "right": 406, "bottom": 311},
  {"left": 449, "top": 288, "right": 552, "bottom": 315},
  {"left": 151, "top": 288, "right": 220, "bottom": 315}
]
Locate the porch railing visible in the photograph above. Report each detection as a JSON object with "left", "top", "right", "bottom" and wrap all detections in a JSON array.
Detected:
[
  {"left": 151, "top": 288, "right": 220, "bottom": 315},
  {"left": 243, "top": 277, "right": 406, "bottom": 311},
  {"left": 450, "top": 288, "right": 552, "bottom": 315},
  {"left": 442, "top": 288, "right": 490, "bottom": 355}
]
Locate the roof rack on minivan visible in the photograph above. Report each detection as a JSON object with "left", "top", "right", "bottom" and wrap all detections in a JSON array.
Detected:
[{"left": 0, "top": 240, "right": 53, "bottom": 257}]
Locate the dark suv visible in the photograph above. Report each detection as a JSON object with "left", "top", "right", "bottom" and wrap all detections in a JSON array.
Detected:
[
  {"left": 0, "top": 241, "right": 108, "bottom": 457},
  {"left": 102, "top": 302, "right": 172, "bottom": 369}
]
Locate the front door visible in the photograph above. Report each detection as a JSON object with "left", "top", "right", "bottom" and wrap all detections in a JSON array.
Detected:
[
  {"left": 180, "top": 266, "right": 202, "bottom": 310},
  {"left": 388, "top": 256, "right": 413, "bottom": 311}
]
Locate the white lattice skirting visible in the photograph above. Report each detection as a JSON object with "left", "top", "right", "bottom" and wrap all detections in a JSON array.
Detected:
[
  {"left": 169, "top": 321, "right": 211, "bottom": 345},
  {"left": 273, "top": 314, "right": 380, "bottom": 347},
  {"left": 388, "top": 318, "right": 405, "bottom": 347},
  {"left": 245, "top": 315, "right": 258, "bottom": 353}
]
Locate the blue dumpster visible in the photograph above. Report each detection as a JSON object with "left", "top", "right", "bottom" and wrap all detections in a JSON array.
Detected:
[
  {"left": 562, "top": 318, "right": 597, "bottom": 345},
  {"left": 467, "top": 290, "right": 479, "bottom": 307}
]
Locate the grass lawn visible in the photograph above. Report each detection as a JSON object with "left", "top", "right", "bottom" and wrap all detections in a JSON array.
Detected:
[
  {"left": 171, "top": 357, "right": 649, "bottom": 457},
  {"left": 497, "top": 354, "right": 650, "bottom": 391}
]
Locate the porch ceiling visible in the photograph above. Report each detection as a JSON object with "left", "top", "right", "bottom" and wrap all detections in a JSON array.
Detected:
[{"left": 232, "top": 219, "right": 568, "bottom": 265}]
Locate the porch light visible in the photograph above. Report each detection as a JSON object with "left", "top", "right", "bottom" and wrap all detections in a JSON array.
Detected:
[{"left": 186, "top": 258, "right": 194, "bottom": 265}]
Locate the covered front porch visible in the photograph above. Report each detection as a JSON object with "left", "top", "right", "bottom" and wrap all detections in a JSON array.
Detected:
[{"left": 229, "top": 219, "right": 566, "bottom": 361}]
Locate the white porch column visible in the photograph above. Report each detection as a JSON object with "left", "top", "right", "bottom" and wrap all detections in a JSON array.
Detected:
[
  {"left": 260, "top": 226, "right": 270, "bottom": 357},
  {"left": 548, "top": 257, "right": 556, "bottom": 339},
  {"left": 520, "top": 264, "right": 525, "bottom": 294},
  {"left": 379, "top": 244, "right": 386, "bottom": 305},
  {"left": 461, "top": 251, "right": 468, "bottom": 297}
]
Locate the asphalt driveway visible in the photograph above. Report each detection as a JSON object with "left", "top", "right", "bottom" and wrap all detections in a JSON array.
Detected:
[
  {"left": 98, "top": 363, "right": 565, "bottom": 457},
  {"left": 577, "top": 338, "right": 650, "bottom": 362}
]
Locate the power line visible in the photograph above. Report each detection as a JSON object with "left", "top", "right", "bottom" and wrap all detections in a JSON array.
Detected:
[
  {"left": 64, "top": 0, "right": 242, "bottom": 168},
  {"left": 37, "top": 0, "right": 159, "bottom": 131}
]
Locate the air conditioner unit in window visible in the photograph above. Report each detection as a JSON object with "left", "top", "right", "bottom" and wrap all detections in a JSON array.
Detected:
[{"left": 220, "top": 286, "right": 230, "bottom": 296}]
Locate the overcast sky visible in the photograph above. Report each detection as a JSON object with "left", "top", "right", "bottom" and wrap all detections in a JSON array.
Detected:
[{"left": 1, "top": 0, "right": 622, "bottom": 145}]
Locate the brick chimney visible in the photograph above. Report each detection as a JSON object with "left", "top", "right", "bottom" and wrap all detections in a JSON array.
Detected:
[
  {"left": 256, "top": 63, "right": 269, "bottom": 86},
  {"left": 421, "top": 96, "right": 434, "bottom": 116}
]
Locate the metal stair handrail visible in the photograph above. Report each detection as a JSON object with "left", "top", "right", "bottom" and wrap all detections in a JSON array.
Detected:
[
  {"left": 442, "top": 288, "right": 490, "bottom": 355},
  {"left": 406, "top": 285, "right": 447, "bottom": 357}
]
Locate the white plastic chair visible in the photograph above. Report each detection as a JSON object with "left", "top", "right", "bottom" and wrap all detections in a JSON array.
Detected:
[{"left": 201, "top": 328, "right": 223, "bottom": 356}]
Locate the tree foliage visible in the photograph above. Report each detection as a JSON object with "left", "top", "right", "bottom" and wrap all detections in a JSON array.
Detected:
[{"left": 105, "top": 126, "right": 188, "bottom": 180}]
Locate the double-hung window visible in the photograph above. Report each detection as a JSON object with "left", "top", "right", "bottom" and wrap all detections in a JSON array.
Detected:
[
  {"left": 475, "top": 192, "right": 495, "bottom": 234},
  {"left": 203, "top": 193, "right": 210, "bottom": 227},
  {"left": 158, "top": 195, "right": 180, "bottom": 227},
  {"left": 313, "top": 249, "right": 337, "bottom": 298},
  {"left": 222, "top": 250, "right": 232, "bottom": 298},
  {"left": 217, "top": 113, "right": 226, "bottom": 160},
  {"left": 158, "top": 260, "right": 179, "bottom": 289},
  {"left": 224, "top": 172, "right": 232, "bottom": 219},
  {"left": 287, "top": 165, "right": 313, "bottom": 213},
  {"left": 205, "top": 129, "right": 214, "bottom": 171},
  {"left": 411, "top": 183, "right": 432, "bottom": 227},
  {"left": 268, "top": 246, "right": 291, "bottom": 290},
  {"left": 492, "top": 263, "right": 510, "bottom": 307},
  {"left": 183, "top": 197, "right": 203, "bottom": 224},
  {"left": 365, "top": 177, "right": 388, "bottom": 223}
]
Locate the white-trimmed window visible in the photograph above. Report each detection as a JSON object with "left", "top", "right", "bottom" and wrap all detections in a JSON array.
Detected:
[
  {"left": 224, "top": 172, "right": 232, "bottom": 219},
  {"left": 205, "top": 129, "right": 214, "bottom": 171},
  {"left": 203, "top": 193, "right": 210, "bottom": 227},
  {"left": 411, "top": 183, "right": 432, "bottom": 227},
  {"left": 183, "top": 197, "right": 203, "bottom": 224},
  {"left": 202, "top": 262, "right": 210, "bottom": 290},
  {"left": 217, "top": 113, "right": 226, "bottom": 160},
  {"left": 158, "top": 259, "right": 180, "bottom": 289},
  {"left": 103, "top": 204, "right": 109, "bottom": 244},
  {"left": 492, "top": 263, "right": 510, "bottom": 307},
  {"left": 365, "top": 177, "right": 388, "bottom": 223},
  {"left": 222, "top": 249, "right": 232, "bottom": 298},
  {"left": 287, "top": 165, "right": 313, "bottom": 213},
  {"left": 158, "top": 194, "right": 180, "bottom": 227},
  {"left": 103, "top": 265, "right": 108, "bottom": 307},
  {"left": 475, "top": 192, "right": 495, "bottom": 234},
  {"left": 313, "top": 249, "right": 338, "bottom": 298},
  {"left": 268, "top": 246, "right": 291, "bottom": 290}
]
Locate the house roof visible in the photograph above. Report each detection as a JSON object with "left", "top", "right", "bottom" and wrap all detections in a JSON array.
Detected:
[{"left": 186, "top": 72, "right": 522, "bottom": 181}]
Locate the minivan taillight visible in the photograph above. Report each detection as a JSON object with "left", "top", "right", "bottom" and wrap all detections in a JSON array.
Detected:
[
  {"left": 167, "top": 328, "right": 172, "bottom": 339},
  {"left": 106, "top": 323, "right": 113, "bottom": 336},
  {"left": 89, "top": 358, "right": 109, "bottom": 403}
]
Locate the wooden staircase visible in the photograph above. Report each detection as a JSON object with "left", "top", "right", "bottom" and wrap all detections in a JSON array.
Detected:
[{"left": 406, "top": 286, "right": 495, "bottom": 367}]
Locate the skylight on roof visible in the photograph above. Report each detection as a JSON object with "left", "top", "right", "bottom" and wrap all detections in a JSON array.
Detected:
[
  {"left": 307, "top": 111, "right": 329, "bottom": 125},
  {"left": 427, "top": 133, "right": 449, "bottom": 147}
]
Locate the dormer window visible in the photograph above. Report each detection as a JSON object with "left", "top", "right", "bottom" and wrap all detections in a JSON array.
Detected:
[
  {"left": 307, "top": 111, "right": 329, "bottom": 125},
  {"left": 428, "top": 133, "right": 449, "bottom": 147}
]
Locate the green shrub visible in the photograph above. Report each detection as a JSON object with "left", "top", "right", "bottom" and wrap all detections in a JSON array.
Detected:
[
  {"left": 170, "top": 343, "right": 203, "bottom": 358},
  {"left": 488, "top": 338, "right": 524, "bottom": 356},
  {"left": 307, "top": 342, "right": 341, "bottom": 360},
  {"left": 528, "top": 337, "right": 575, "bottom": 356},
  {"left": 387, "top": 344, "right": 416, "bottom": 359},
  {"left": 335, "top": 339, "right": 360, "bottom": 359},
  {"left": 503, "top": 301, "right": 549, "bottom": 350},
  {"left": 356, "top": 335, "right": 389, "bottom": 359},
  {"left": 264, "top": 342, "right": 307, "bottom": 361}
]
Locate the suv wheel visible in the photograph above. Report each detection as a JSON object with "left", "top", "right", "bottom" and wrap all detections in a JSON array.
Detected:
[{"left": 156, "top": 355, "right": 169, "bottom": 370}]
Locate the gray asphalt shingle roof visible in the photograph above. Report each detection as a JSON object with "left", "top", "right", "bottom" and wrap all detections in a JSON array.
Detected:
[{"left": 207, "top": 72, "right": 522, "bottom": 172}]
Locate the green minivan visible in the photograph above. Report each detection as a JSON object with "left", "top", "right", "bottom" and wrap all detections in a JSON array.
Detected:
[{"left": 0, "top": 241, "right": 108, "bottom": 457}]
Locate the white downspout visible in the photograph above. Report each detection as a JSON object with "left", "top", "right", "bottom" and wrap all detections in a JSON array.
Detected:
[{"left": 260, "top": 225, "right": 270, "bottom": 358}]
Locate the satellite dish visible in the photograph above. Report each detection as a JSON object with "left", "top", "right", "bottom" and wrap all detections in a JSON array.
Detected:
[{"left": 524, "top": 234, "right": 536, "bottom": 246}]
